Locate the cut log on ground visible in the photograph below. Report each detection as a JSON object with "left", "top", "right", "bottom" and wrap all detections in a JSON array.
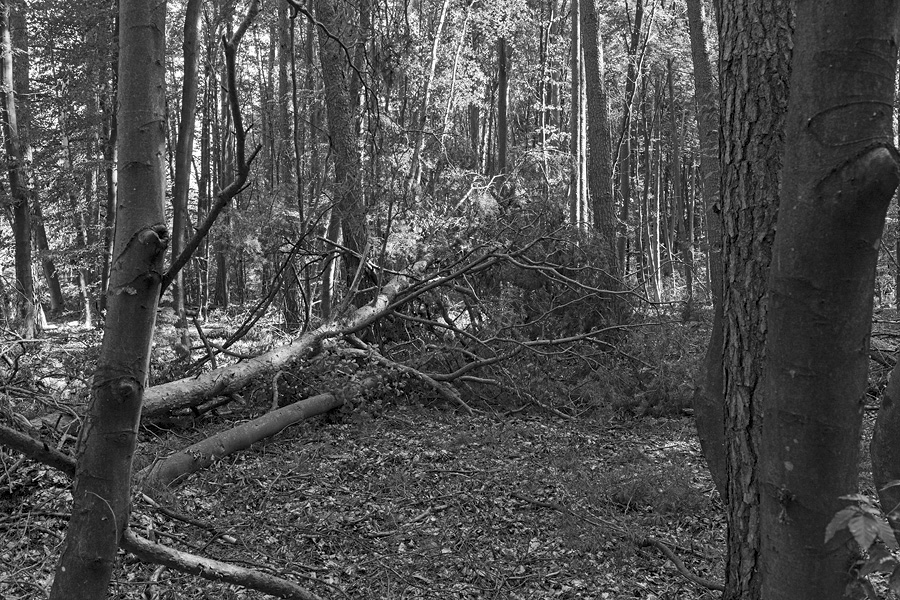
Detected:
[{"left": 141, "top": 378, "right": 377, "bottom": 496}]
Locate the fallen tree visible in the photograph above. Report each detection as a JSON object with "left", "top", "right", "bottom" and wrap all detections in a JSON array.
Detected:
[
  {"left": 141, "top": 378, "right": 377, "bottom": 496},
  {"left": 34, "top": 260, "right": 433, "bottom": 430}
]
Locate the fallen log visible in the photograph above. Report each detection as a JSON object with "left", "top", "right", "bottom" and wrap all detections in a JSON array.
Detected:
[
  {"left": 35, "top": 261, "right": 427, "bottom": 429},
  {"left": 141, "top": 378, "right": 376, "bottom": 495},
  {"left": 0, "top": 422, "right": 327, "bottom": 600}
]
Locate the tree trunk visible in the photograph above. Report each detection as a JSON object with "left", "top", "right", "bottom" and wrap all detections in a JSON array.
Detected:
[
  {"left": 409, "top": 0, "right": 450, "bottom": 194},
  {"left": 0, "top": 0, "right": 35, "bottom": 338},
  {"left": 49, "top": 0, "right": 167, "bottom": 596},
  {"left": 686, "top": 0, "right": 725, "bottom": 499},
  {"left": 616, "top": 0, "right": 643, "bottom": 273},
  {"left": 99, "top": 20, "right": 119, "bottom": 313},
  {"left": 171, "top": 0, "right": 202, "bottom": 354},
  {"left": 143, "top": 390, "right": 354, "bottom": 494},
  {"left": 666, "top": 58, "right": 690, "bottom": 306},
  {"left": 8, "top": 6, "right": 64, "bottom": 317},
  {"left": 279, "top": 0, "right": 302, "bottom": 331},
  {"left": 497, "top": 36, "right": 509, "bottom": 194},
  {"left": 32, "top": 199, "right": 64, "bottom": 315},
  {"left": 764, "top": 3, "right": 900, "bottom": 597},
  {"left": 568, "top": 0, "right": 583, "bottom": 226},
  {"left": 719, "top": 1, "right": 792, "bottom": 599},
  {"left": 315, "top": 0, "right": 368, "bottom": 291},
  {"left": 580, "top": 0, "right": 614, "bottom": 272}
]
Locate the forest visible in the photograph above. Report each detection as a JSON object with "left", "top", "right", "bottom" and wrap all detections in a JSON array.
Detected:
[{"left": 2, "top": 0, "right": 900, "bottom": 598}]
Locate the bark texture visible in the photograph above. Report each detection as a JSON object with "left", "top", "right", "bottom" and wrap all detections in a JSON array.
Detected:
[
  {"left": 719, "top": 1, "right": 792, "bottom": 599},
  {"left": 315, "top": 0, "right": 367, "bottom": 285},
  {"left": 580, "top": 0, "right": 616, "bottom": 275},
  {"left": 49, "top": 0, "right": 167, "bottom": 596},
  {"left": 762, "top": 3, "right": 900, "bottom": 598}
]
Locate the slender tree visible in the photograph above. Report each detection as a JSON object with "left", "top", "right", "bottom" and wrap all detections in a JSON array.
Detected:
[
  {"left": 0, "top": 0, "right": 35, "bottom": 337},
  {"left": 9, "top": 5, "right": 64, "bottom": 316},
  {"left": 170, "top": 0, "right": 203, "bottom": 353},
  {"left": 49, "top": 0, "right": 167, "bottom": 595},
  {"left": 686, "top": 0, "right": 725, "bottom": 499}
]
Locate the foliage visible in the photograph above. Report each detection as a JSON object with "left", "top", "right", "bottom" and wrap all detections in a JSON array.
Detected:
[{"left": 826, "top": 491, "right": 900, "bottom": 599}]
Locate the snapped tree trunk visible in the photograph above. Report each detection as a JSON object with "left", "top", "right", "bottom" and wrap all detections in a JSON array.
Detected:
[
  {"left": 761, "top": 3, "right": 900, "bottom": 598},
  {"left": 49, "top": 0, "right": 168, "bottom": 596},
  {"left": 719, "top": 1, "right": 792, "bottom": 599}
]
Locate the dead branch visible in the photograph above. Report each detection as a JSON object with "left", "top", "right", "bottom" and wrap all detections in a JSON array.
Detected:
[
  {"left": 0, "top": 422, "right": 76, "bottom": 476},
  {"left": 639, "top": 538, "right": 724, "bottom": 592},
  {"left": 340, "top": 340, "right": 475, "bottom": 414},
  {"left": 193, "top": 316, "right": 218, "bottom": 369},
  {"left": 121, "top": 529, "right": 325, "bottom": 600},
  {"left": 0, "top": 424, "right": 327, "bottom": 599}
]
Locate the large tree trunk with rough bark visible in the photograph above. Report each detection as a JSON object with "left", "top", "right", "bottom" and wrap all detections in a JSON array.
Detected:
[
  {"left": 49, "top": 0, "right": 167, "bottom": 597},
  {"left": 763, "top": 3, "right": 900, "bottom": 598},
  {"left": 719, "top": 1, "right": 792, "bottom": 599},
  {"left": 315, "top": 0, "right": 367, "bottom": 290},
  {"left": 686, "top": 0, "right": 725, "bottom": 501},
  {"left": 580, "top": 0, "right": 615, "bottom": 275}
]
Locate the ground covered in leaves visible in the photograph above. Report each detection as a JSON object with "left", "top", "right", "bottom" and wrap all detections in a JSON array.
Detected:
[{"left": 3, "top": 396, "right": 724, "bottom": 599}]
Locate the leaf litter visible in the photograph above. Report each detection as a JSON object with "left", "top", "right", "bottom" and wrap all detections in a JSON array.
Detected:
[{"left": 2, "top": 402, "right": 725, "bottom": 599}]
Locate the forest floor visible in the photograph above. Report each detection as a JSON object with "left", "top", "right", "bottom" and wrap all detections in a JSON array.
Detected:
[
  {"left": 3, "top": 405, "right": 724, "bottom": 599},
  {"left": 3, "top": 305, "right": 896, "bottom": 599}
]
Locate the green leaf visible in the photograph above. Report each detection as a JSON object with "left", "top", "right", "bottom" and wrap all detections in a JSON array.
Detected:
[
  {"left": 848, "top": 514, "right": 877, "bottom": 552},
  {"left": 826, "top": 507, "right": 859, "bottom": 543},
  {"left": 890, "top": 564, "right": 900, "bottom": 594},
  {"left": 859, "top": 544, "right": 894, "bottom": 576},
  {"left": 880, "top": 480, "right": 900, "bottom": 492},
  {"left": 876, "top": 515, "right": 899, "bottom": 550}
]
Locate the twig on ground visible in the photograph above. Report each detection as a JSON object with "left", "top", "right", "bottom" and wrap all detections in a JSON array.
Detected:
[{"left": 639, "top": 538, "right": 724, "bottom": 592}]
